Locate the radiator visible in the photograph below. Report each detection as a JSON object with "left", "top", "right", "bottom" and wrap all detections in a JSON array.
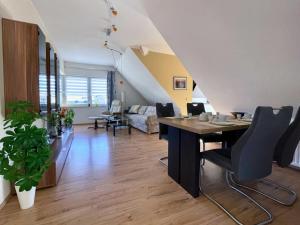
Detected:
[{"left": 291, "top": 143, "right": 300, "bottom": 168}]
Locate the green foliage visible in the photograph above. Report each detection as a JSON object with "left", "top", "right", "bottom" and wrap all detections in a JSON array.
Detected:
[
  {"left": 0, "top": 101, "right": 51, "bottom": 192},
  {"left": 47, "top": 111, "right": 59, "bottom": 127},
  {"left": 4, "top": 101, "right": 39, "bottom": 129},
  {"left": 64, "top": 109, "right": 75, "bottom": 127}
]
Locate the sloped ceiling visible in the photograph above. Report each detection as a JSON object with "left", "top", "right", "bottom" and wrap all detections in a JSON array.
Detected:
[
  {"left": 142, "top": 0, "right": 300, "bottom": 114},
  {"left": 31, "top": 0, "right": 173, "bottom": 65},
  {"left": 118, "top": 48, "right": 179, "bottom": 112}
]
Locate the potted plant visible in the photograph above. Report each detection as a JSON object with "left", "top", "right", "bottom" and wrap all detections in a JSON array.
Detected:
[
  {"left": 47, "top": 111, "right": 59, "bottom": 137},
  {"left": 64, "top": 108, "right": 75, "bottom": 128},
  {"left": 0, "top": 101, "right": 51, "bottom": 209}
]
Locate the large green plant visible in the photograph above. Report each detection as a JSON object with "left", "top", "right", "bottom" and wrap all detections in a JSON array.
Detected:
[{"left": 0, "top": 101, "right": 51, "bottom": 191}]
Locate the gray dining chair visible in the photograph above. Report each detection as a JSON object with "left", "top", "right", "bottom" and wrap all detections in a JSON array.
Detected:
[
  {"left": 231, "top": 106, "right": 300, "bottom": 206},
  {"left": 156, "top": 103, "right": 175, "bottom": 166},
  {"left": 200, "top": 106, "right": 293, "bottom": 225},
  {"left": 187, "top": 102, "right": 224, "bottom": 165}
]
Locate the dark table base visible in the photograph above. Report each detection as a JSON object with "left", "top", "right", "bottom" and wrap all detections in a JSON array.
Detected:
[{"left": 167, "top": 125, "right": 247, "bottom": 198}]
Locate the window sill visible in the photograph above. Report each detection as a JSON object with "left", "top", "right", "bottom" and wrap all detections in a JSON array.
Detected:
[{"left": 61, "top": 105, "right": 107, "bottom": 109}]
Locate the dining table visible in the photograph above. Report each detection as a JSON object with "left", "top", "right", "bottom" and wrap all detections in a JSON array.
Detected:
[{"left": 158, "top": 117, "right": 251, "bottom": 198}]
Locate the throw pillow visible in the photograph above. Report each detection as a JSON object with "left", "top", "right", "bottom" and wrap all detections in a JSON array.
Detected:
[
  {"left": 129, "top": 105, "right": 140, "bottom": 114},
  {"left": 144, "top": 106, "right": 156, "bottom": 116},
  {"left": 138, "top": 106, "right": 148, "bottom": 115}
]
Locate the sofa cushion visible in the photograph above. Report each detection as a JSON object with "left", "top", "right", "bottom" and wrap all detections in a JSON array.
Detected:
[
  {"left": 129, "top": 105, "right": 140, "bottom": 113},
  {"left": 138, "top": 106, "right": 148, "bottom": 115},
  {"left": 144, "top": 106, "right": 156, "bottom": 116}
]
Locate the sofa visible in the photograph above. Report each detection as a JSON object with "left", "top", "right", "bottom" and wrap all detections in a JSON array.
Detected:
[{"left": 125, "top": 105, "right": 159, "bottom": 134}]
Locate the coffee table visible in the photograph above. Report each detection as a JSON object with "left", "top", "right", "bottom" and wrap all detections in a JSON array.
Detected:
[
  {"left": 88, "top": 116, "right": 106, "bottom": 129},
  {"left": 106, "top": 116, "right": 131, "bottom": 136}
]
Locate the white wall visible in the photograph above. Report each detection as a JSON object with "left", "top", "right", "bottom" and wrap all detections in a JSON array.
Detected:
[
  {"left": 64, "top": 62, "right": 148, "bottom": 124},
  {"left": 143, "top": 0, "right": 300, "bottom": 115}
]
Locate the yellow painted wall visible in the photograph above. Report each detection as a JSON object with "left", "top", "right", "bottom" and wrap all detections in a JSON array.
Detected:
[{"left": 133, "top": 49, "right": 193, "bottom": 115}]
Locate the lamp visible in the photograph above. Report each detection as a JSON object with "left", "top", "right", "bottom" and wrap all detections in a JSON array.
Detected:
[
  {"left": 111, "top": 7, "right": 118, "bottom": 16},
  {"left": 112, "top": 25, "right": 117, "bottom": 32}
]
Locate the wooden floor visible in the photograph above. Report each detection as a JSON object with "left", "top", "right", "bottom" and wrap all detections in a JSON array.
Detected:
[{"left": 1, "top": 125, "right": 300, "bottom": 225}]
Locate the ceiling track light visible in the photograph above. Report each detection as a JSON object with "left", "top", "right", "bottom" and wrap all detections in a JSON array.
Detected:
[
  {"left": 110, "top": 7, "right": 118, "bottom": 16},
  {"left": 103, "top": 42, "right": 122, "bottom": 55},
  {"left": 112, "top": 25, "right": 117, "bottom": 32}
]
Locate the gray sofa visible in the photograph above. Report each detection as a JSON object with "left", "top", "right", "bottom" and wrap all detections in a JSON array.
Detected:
[{"left": 125, "top": 106, "right": 159, "bottom": 134}]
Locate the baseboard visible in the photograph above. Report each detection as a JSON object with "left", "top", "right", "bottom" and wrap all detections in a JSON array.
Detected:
[{"left": 0, "top": 194, "right": 11, "bottom": 210}]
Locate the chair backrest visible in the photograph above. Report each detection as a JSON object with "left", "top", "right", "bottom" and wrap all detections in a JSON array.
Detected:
[
  {"left": 156, "top": 103, "right": 175, "bottom": 118},
  {"left": 274, "top": 107, "right": 300, "bottom": 167},
  {"left": 156, "top": 103, "right": 175, "bottom": 140},
  {"left": 110, "top": 100, "right": 121, "bottom": 114},
  {"left": 231, "top": 106, "right": 293, "bottom": 181},
  {"left": 187, "top": 103, "right": 205, "bottom": 116}
]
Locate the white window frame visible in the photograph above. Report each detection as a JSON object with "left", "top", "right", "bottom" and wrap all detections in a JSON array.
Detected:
[{"left": 60, "top": 75, "right": 107, "bottom": 108}]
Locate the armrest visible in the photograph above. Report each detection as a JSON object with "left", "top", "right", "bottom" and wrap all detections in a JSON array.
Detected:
[{"left": 146, "top": 115, "right": 158, "bottom": 125}]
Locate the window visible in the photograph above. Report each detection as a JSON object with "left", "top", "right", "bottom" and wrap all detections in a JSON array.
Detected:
[
  {"left": 39, "top": 74, "right": 47, "bottom": 107},
  {"left": 39, "top": 74, "right": 57, "bottom": 105},
  {"left": 65, "top": 76, "right": 89, "bottom": 106},
  {"left": 50, "top": 76, "right": 56, "bottom": 106},
  {"left": 91, "top": 78, "right": 107, "bottom": 106},
  {"left": 60, "top": 75, "right": 107, "bottom": 107}
]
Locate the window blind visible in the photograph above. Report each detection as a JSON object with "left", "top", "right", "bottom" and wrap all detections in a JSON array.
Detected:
[
  {"left": 65, "top": 76, "right": 88, "bottom": 106},
  {"left": 91, "top": 78, "right": 107, "bottom": 106}
]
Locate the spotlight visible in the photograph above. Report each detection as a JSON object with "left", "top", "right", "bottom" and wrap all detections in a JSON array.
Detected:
[
  {"left": 112, "top": 25, "right": 117, "bottom": 32},
  {"left": 111, "top": 7, "right": 118, "bottom": 16}
]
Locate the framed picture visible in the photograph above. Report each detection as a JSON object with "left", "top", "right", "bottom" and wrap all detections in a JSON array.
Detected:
[{"left": 173, "top": 76, "right": 187, "bottom": 90}]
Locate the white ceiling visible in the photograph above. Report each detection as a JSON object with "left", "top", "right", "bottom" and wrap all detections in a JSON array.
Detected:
[
  {"left": 143, "top": 0, "right": 300, "bottom": 114},
  {"left": 31, "top": 0, "right": 173, "bottom": 66}
]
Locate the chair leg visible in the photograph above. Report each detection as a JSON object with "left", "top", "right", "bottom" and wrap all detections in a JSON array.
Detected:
[
  {"left": 200, "top": 141, "right": 206, "bottom": 166},
  {"left": 229, "top": 176, "right": 297, "bottom": 206},
  {"left": 200, "top": 170, "right": 273, "bottom": 225},
  {"left": 159, "top": 156, "right": 168, "bottom": 167}
]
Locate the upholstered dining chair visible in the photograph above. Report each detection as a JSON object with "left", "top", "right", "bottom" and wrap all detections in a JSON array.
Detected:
[
  {"left": 156, "top": 103, "right": 175, "bottom": 166},
  {"left": 187, "top": 102, "right": 224, "bottom": 165},
  {"left": 187, "top": 103, "right": 205, "bottom": 116},
  {"left": 200, "top": 106, "right": 293, "bottom": 225},
  {"left": 231, "top": 106, "right": 300, "bottom": 206}
]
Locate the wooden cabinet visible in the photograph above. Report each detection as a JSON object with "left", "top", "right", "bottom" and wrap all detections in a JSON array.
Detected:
[
  {"left": 2, "top": 18, "right": 40, "bottom": 113},
  {"left": 2, "top": 18, "right": 60, "bottom": 115},
  {"left": 38, "top": 129, "right": 74, "bottom": 189},
  {"left": 2, "top": 18, "right": 70, "bottom": 191}
]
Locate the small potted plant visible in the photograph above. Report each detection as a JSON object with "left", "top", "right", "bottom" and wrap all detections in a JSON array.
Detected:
[
  {"left": 0, "top": 101, "right": 51, "bottom": 209},
  {"left": 64, "top": 108, "right": 75, "bottom": 128},
  {"left": 47, "top": 111, "right": 59, "bottom": 137}
]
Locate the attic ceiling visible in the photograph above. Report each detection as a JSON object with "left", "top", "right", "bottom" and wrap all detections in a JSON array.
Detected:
[
  {"left": 142, "top": 0, "right": 300, "bottom": 114},
  {"left": 31, "top": 0, "right": 173, "bottom": 66}
]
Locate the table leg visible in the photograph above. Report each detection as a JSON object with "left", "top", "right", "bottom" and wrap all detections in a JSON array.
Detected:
[
  {"left": 180, "top": 130, "right": 200, "bottom": 198},
  {"left": 168, "top": 126, "right": 181, "bottom": 183},
  {"left": 167, "top": 126, "right": 200, "bottom": 198},
  {"left": 113, "top": 125, "right": 116, "bottom": 136},
  {"left": 128, "top": 125, "right": 131, "bottom": 135},
  {"left": 94, "top": 119, "right": 98, "bottom": 129},
  {"left": 106, "top": 121, "right": 109, "bottom": 131}
]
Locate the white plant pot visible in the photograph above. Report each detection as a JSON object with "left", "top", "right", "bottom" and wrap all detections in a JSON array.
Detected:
[{"left": 15, "top": 185, "right": 36, "bottom": 209}]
